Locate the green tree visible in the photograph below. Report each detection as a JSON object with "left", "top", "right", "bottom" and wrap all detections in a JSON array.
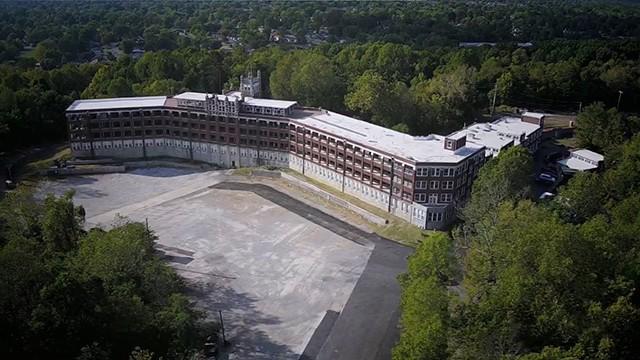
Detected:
[
  {"left": 412, "top": 65, "right": 480, "bottom": 133},
  {"left": 107, "top": 77, "right": 132, "bottom": 97},
  {"left": 554, "top": 172, "right": 607, "bottom": 223},
  {"left": 271, "top": 52, "right": 344, "bottom": 109},
  {"left": 461, "top": 146, "right": 533, "bottom": 229},
  {"left": 33, "top": 39, "right": 62, "bottom": 68},
  {"left": 0, "top": 192, "right": 213, "bottom": 359},
  {"left": 120, "top": 39, "right": 135, "bottom": 54},
  {"left": 393, "top": 232, "right": 453, "bottom": 360},
  {"left": 576, "top": 102, "right": 624, "bottom": 152},
  {"left": 42, "top": 191, "right": 85, "bottom": 252},
  {"left": 345, "top": 70, "right": 413, "bottom": 128}
]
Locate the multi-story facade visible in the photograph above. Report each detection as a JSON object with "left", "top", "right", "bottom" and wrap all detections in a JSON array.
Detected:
[{"left": 66, "top": 74, "right": 540, "bottom": 230}]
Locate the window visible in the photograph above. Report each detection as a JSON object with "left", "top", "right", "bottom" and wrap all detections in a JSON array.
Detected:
[
  {"left": 440, "top": 193, "right": 453, "bottom": 203},
  {"left": 428, "top": 194, "right": 438, "bottom": 204},
  {"left": 429, "top": 181, "right": 440, "bottom": 190},
  {"left": 428, "top": 212, "right": 443, "bottom": 222},
  {"left": 443, "top": 181, "right": 454, "bottom": 190},
  {"left": 416, "top": 180, "right": 427, "bottom": 189},
  {"left": 416, "top": 168, "right": 427, "bottom": 176},
  {"left": 414, "top": 193, "right": 427, "bottom": 202}
]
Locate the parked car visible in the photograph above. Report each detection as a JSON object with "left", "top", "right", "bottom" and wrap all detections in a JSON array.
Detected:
[
  {"left": 539, "top": 192, "right": 556, "bottom": 200},
  {"left": 536, "top": 172, "right": 557, "bottom": 183},
  {"left": 4, "top": 179, "right": 16, "bottom": 189}
]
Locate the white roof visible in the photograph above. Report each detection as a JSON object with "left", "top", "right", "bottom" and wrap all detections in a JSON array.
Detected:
[
  {"left": 558, "top": 158, "right": 598, "bottom": 171},
  {"left": 491, "top": 116, "right": 540, "bottom": 143},
  {"left": 447, "top": 131, "right": 467, "bottom": 140},
  {"left": 571, "top": 149, "right": 604, "bottom": 162},
  {"left": 522, "top": 111, "right": 545, "bottom": 119},
  {"left": 294, "top": 110, "right": 483, "bottom": 163},
  {"left": 243, "top": 97, "right": 297, "bottom": 109},
  {"left": 173, "top": 92, "right": 210, "bottom": 101},
  {"left": 174, "top": 91, "right": 296, "bottom": 109},
  {"left": 557, "top": 149, "right": 604, "bottom": 172},
  {"left": 452, "top": 123, "right": 514, "bottom": 153},
  {"left": 66, "top": 96, "right": 167, "bottom": 111}
]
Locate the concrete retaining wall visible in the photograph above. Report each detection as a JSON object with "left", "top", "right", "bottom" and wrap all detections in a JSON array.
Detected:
[
  {"left": 281, "top": 172, "right": 387, "bottom": 226},
  {"left": 71, "top": 139, "right": 290, "bottom": 169},
  {"left": 124, "top": 160, "right": 214, "bottom": 170},
  {"left": 43, "top": 165, "right": 126, "bottom": 176},
  {"left": 67, "top": 159, "right": 116, "bottom": 165}
]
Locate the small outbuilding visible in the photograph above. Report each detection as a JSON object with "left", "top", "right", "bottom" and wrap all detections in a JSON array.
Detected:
[{"left": 557, "top": 149, "right": 604, "bottom": 173}]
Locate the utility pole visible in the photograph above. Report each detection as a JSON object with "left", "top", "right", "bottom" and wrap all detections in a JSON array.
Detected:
[
  {"left": 218, "top": 310, "right": 226, "bottom": 344},
  {"left": 490, "top": 82, "right": 498, "bottom": 116},
  {"left": 617, "top": 90, "right": 624, "bottom": 111},
  {"left": 578, "top": 101, "right": 582, "bottom": 113}
]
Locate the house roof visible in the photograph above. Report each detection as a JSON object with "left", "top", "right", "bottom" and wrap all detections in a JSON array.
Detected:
[{"left": 571, "top": 149, "right": 604, "bottom": 162}]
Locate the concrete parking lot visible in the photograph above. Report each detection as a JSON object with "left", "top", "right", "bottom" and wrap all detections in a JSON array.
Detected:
[{"left": 37, "top": 167, "right": 410, "bottom": 359}]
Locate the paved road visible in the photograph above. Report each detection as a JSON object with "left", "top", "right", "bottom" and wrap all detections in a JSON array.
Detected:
[
  {"left": 316, "top": 236, "right": 411, "bottom": 360},
  {"left": 213, "top": 182, "right": 412, "bottom": 360}
]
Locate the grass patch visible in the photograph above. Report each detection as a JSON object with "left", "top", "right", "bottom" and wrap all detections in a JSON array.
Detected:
[
  {"left": 19, "top": 48, "right": 36, "bottom": 59},
  {"left": 283, "top": 169, "right": 435, "bottom": 247},
  {"left": 555, "top": 137, "right": 579, "bottom": 148},
  {"left": 544, "top": 116, "right": 576, "bottom": 129},
  {"left": 22, "top": 147, "right": 71, "bottom": 179},
  {"left": 373, "top": 220, "right": 433, "bottom": 247},
  {"left": 232, "top": 167, "right": 253, "bottom": 176},
  {"left": 232, "top": 165, "right": 284, "bottom": 177}
]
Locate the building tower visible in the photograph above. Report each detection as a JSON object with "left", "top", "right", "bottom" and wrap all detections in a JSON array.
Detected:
[{"left": 239, "top": 70, "right": 261, "bottom": 98}]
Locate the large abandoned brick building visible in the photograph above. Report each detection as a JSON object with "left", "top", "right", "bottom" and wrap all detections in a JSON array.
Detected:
[{"left": 66, "top": 72, "right": 542, "bottom": 229}]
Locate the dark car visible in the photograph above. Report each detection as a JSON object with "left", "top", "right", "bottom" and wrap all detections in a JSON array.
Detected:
[
  {"left": 536, "top": 172, "right": 557, "bottom": 184},
  {"left": 4, "top": 179, "right": 16, "bottom": 190}
]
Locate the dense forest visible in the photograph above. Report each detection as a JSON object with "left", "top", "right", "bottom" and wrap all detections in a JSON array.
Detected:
[
  {"left": 0, "top": 190, "right": 215, "bottom": 359},
  {"left": 3, "top": 1, "right": 640, "bottom": 152},
  {"left": 2, "top": 1, "right": 640, "bottom": 359},
  {"left": 394, "top": 108, "right": 640, "bottom": 359}
]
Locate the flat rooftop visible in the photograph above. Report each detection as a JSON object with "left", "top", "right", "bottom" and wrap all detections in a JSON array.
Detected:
[
  {"left": 293, "top": 110, "right": 484, "bottom": 164},
  {"left": 571, "top": 149, "right": 604, "bottom": 162},
  {"left": 66, "top": 92, "right": 484, "bottom": 164},
  {"left": 522, "top": 111, "right": 545, "bottom": 119},
  {"left": 67, "top": 96, "right": 167, "bottom": 111},
  {"left": 243, "top": 97, "right": 298, "bottom": 109},
  {"left": 174, "top": 91, "right": 297, "bottom": 109},
  {"left": 451, "top": 123, "right": 514, "bottom": 151},
  {"left": 558, "top": 157, "right": 598, "bottom": 171},
  {"left": 491, "top": 116, "right": 540, "bottom": 140}
]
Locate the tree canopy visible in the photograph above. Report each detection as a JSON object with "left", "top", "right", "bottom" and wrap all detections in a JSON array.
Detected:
[
  {"left": 3, "top": 2, "right": 640, "bottom": 152},
  {"left": 0, "top": 191, "right": 214, "bottom": 359},
  {"left": 394, "top": 133, "right": 640, "bottom": 360}
]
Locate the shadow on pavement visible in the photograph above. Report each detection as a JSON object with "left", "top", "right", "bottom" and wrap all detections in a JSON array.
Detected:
[
  {"left": 187, "top": 281, "right": 300, "bottom": 360},
  {"left": 127, "top": 167, "right": 204, "bottom": 178}
]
